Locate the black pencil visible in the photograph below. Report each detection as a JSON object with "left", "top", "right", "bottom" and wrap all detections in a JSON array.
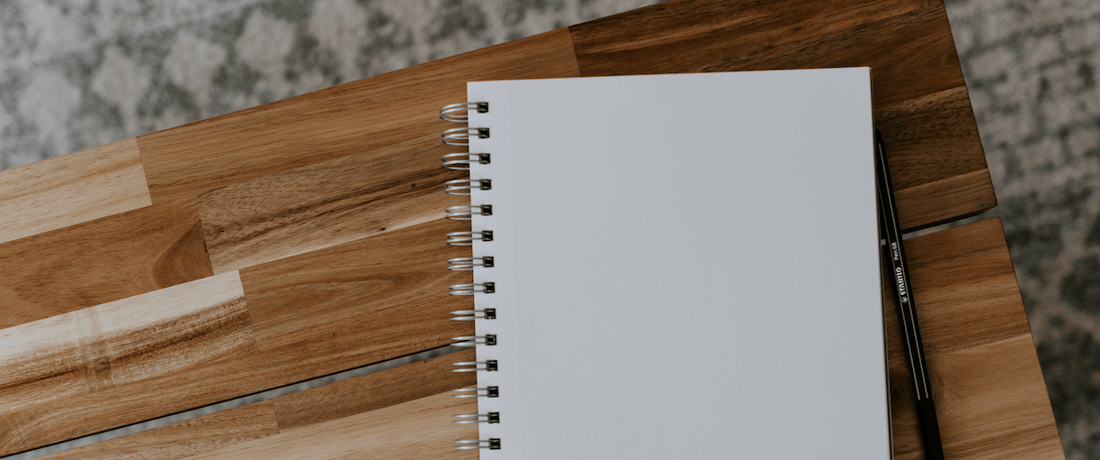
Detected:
[{"left": 875, "top": 130, "right": 945, "bottom": 460}]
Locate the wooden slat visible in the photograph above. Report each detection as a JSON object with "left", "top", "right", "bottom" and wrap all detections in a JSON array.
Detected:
[
  {"left": 894, "top": 169, "right": 996, "bottom": 230},
  {"left": 239, "top": 217, "right": 468, "bottom": 355},
  {"left": 39, "top": 350, "right": 477, "bottom": 460},
  {"left": 0, "top": 138, "right": 151, "bottom": 244},
  {"left": 0, "top": 219, "right": 470, "bottom": 456},
  {"left": 0, "top": 271, "right": 253, "bottom": 455},
  {"left": 887, "top": 218, "right": 1063, "bottom": 459},
  {"left": 196, "top": 146, "right": 464, "bottom": 273},
  {"left": 138, "top": 28, "right": 580, "bottom": 204},
  {"left": 268, "top": 350, "right": 474, "bottom": 433},
  {"left": 187, "top": 391, "right": 475, "bottom": 459},
  {"left": 0, "top": 197, "right": 213, "bottom": 330},
  {"left": 568, "top": 0, "right": 992, "bottom": 232}
]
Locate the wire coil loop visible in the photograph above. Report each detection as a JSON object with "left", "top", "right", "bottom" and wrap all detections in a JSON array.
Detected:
[
  {"left": 451, "top": 335, "right": 497, "bottom": 347},
  {"left": 439, "top": 102, "right": 488, "bottom": 122},
  {"left": 446, "top": 231, "right": 492, "bottom": 246},
  {"left": 454, "top": 412, "right": 500, "bottom": 424},
  {"left": 450, "top": 308, "right": 496, "bottom": 321},
  {"left": 441, "top": 153, "right": 490, "bottom": 171},
  {"left": 452, "top": 360, "right": 498, "bottom": 372},
  {"left": 453, "top": 386, "right": 500, "bottom": 398},
  {"left": 449, "top": 282, "right": 495, "bottom": 295},
  {"left": 443, "top": 127, "right": 489, "bottom": 146},
  {"left": 454, "top": 438, "right": 501, "bottom": 450},
  {"left": 448, "top": 256, "right": 494, "bottom": 271},
  {"left": 446, "top": 204, "right": 492, "bottom": 220},
  {"left": 445, "top": 179, "right": 492, "bottom": 195}
]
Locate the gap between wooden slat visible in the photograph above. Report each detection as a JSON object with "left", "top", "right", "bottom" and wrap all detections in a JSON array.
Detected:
[{"left": 0, "top": 345, "right": 466, "bottom": 460}]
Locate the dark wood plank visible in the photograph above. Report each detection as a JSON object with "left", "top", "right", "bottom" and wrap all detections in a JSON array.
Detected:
[
  {"left": 886, "top": 218, "right": 1063, "bottom": 459},
  {"left": 270, "top": 349, "right": 475, "bottom": 432},
  {"left": 0, "top": 196, "right": 213, "bottom": 330},
  {"left": 138, "top": 28, "right": 580, "bottom": 204},
  {"left": 239, "top": 217, "right": 469, "bottom": 356},
  {"left": 569, "top": 0, "right": 992, "bottom": 232},
  {"left": 196, "top": 145, "right": 465, "bottom": 273}
]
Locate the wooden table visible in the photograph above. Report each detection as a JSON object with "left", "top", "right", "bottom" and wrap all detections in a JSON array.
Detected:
[{"left": 0, "top": 0, "right": 1062, "bottom": 458}]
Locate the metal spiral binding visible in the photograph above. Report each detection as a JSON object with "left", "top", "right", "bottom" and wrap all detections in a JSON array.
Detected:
[
  {"left": 452, "top": 334, "right": 497, "bottom": 347},
  {"left": 445, "top": 179, "right": 491, "bottom": 195},
  {"left": 455, "top": 439, "right": 502, "bottom": 450},
  {"left": 441, "top": 101, "right": 502, "bottom": 451},
  {"left": 452, "top": 360, "right": 498, "bottom": 372},
  {"left": 449, "top": 282, "right": 495, "bottom": 295},
  {"left": 442, "top": 153, "right": 490, "bottom": 171},
  {"left": 453, "top": 386, "right": 499, "bottom": 398},
  {"left": 445, "top": 204, "right": 492, "bottom": 220},
  {"left": 443, "top": 127, "right": 490, "bottom": 146},
  {"left": 450, "top": 308, "right": 496, "bottom": 321},
  {"left": 454, "top": 412, "right": 500, "bottom": 424},
  {"left": 448, "top": 256, "right": 494, "bottom": 271},
  {"left": 440, "top": 102, "right": 488, "bottom": 122},
  {"left": 447, "top": 231, "right": 492, "bottom": 246}
]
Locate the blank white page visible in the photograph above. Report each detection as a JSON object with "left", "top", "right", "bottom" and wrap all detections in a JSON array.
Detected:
[{"left": 465, "top": 68, "right": 887, "bottom": 459}]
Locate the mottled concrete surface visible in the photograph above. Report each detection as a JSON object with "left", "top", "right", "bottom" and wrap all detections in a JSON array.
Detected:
[
  {"left": 939, "top": 1, "right": 1100, "bottom": 458},
  {"left": 0, "top": 0, "right": 1096, "bottom": 458}
]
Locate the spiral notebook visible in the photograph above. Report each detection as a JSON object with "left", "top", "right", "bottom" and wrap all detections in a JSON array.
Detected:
[{"left": 441, "top": 68, "right": 889, "bottom": 459}]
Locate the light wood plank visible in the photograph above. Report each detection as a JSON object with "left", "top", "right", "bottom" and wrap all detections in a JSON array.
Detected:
[
  {"left": 936, "top": 337, "right": 1065, "bottom": 460},
  {"left": 0, "top": 138, "right": 151, "bottom": 244},
  {"left": 0, "top": 272, "right": 254, "bottom": 456},
  {"left": 0, "top": 197, "right": 214, "bottom": 330},
  {"left": 138, "top": 28, "right": 580, "bottom": 204},
  {"left": 568, "top": 0, "right": 993, "bottom": 231},
  {"left": 38, "top": 350, "right": 477, "bottom": 460},
  {"left": 196, "top": 145, "right": 465, "bottom": 273},
  {"left": 886, "top": 218, "right": 1063, "bottom": 459}
]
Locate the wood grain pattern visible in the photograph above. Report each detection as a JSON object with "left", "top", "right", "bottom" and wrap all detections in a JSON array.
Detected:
[
  {"left": 887, "top": 218, "right": 1063, "bottom": 459},
  {"left": 0, "top": 138, "right": 151, "bottom": 245},
  {"left": 0, "top": 219, "right": 471, "bottom": 457},
  {"left": 0, "top": 271, "right": 254, "bottom": 456},
  {"left": 568, "top": 0, "right": 993, "bottom": 232},
  {"left": 239, "top": 217, "right": 470, "bottom": 355},
  {"left": 188, "top": 390, "right": 476, "bottom": 460},
  {"left": 270, "top": 349, "right": 475, "bottom": 432},
  {"left": 893, "top": 169, "right": 997, "bottom": 230},
  {"left": 196, "top": 145, "right": 465, "bottom": 273},
  {"left": 138, "top": 28, "right": 580, "bottom": 204},
  {"left": 0, "top": 196, "right": 213, "bottom": 330},
  {"left": 37, "top": 402, "right": 280, "bottom": 460},
  {"left": 38, "top": 350, "right": 477, "bottom": 460}
]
